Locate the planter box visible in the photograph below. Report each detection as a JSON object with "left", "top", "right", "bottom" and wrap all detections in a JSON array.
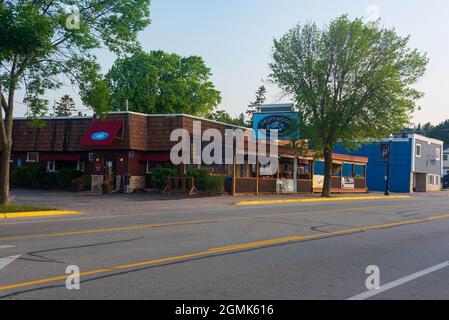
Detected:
[{"left": 102, "top": 184, "right": 113, "bottom": 194}]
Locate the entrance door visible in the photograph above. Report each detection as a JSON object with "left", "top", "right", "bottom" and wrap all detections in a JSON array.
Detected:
[
  {"left": 103, "top": 155, "right": 117, "bottom": 190},
  {"left": 414, "top": 173, "right": 427, "bottom": 192}
]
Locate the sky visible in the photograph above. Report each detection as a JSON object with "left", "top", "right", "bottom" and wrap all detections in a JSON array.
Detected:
[{"left": 15, "top": 0, "right": 449, "bottom": 125}]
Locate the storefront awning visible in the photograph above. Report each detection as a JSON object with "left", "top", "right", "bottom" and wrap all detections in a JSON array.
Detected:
[
  {"left": 80, "top": 121, "right": 124, "bottom": 146},
  {"left": 141, "top": 153, "right": 171, "bottom": 162},
  {"left": 40, "top": 153, "right": 83, "bottom": 161}
]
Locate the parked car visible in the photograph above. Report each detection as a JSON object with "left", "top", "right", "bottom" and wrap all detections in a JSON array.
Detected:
[{"left": 443, "top": 175, "right": 449, "bottom": 189}]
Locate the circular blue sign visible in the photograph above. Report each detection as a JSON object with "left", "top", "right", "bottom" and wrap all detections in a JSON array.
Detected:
[{"left": 91, "top": 131, "right": 110, "bottom": 141}]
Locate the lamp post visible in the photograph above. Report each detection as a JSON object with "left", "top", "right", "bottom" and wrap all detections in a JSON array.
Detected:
[{"left": 385, "top": 134, "right": 394, "bottom": 196}]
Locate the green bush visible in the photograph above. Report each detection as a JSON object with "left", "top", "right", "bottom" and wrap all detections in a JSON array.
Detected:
[
  {"left": 186, "top": 168, "right": 225, "bottom": 193},
  {"left": 10, "top": 167, "right": 30, "bottom": 187},
  {"left": 43, "top": 172, "right": 59, "bottom": 187},
  {"left": 10, "top": 166, "right": 83, "bottom": 189},
  {"left": 11, "top": 165, "right": 45, "bottom": 188},
  {"left": 204, "top": 175, "right": 225, "bottom": 193},
  {"left": 149, "top": 167, "right": 178, "bottom": 189},
  {"left": 186, "top": 168, "right": 210, "bottom": 190},
  {"left": 56, "top": 169, "right": 84, "bottom": 187},
  {"left": 82, "top": 175, "right": 92, "bottom": 190}
]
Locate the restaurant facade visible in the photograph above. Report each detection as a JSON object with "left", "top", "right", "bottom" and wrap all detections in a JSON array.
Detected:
[{"left": 6, "top": 111, "right": 368, "bottom": 195}]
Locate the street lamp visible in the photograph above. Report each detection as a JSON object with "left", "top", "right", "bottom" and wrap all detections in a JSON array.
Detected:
[{"left": 385, "top": 134, "right": 394, "bottom": 196}]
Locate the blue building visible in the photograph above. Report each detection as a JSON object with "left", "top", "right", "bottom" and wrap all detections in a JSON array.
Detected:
[{"left": 335, "top": 134, "right": 444, "bottom": 193}]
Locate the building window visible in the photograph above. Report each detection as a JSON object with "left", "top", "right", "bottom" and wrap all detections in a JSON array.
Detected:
[
  {"left": 77, "top": 161, "right": 85, "bottom": 172},
  {"left": 436, "top": 176, "right": 440, "bottom": 185},
  {"left": 444, "top": 155, "right": 448, "bottom": 161},
  {"left": 428, "top": 175, "right": 436, "bottom": 185},
  {"left": 416, "top": 144, "right": 422, "bottom": 158},
  {"left": 436, "top": 148, "right": 441, "bottom": 161},
  {"left": 26, "top": 152, "right": 39, "bottom": 162},
  {"left": 47, "top": 160, "right": 56, "bottom": 172}
]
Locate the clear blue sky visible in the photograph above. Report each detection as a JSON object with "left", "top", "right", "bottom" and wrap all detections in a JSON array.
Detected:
[{"left": 16, "top": 0, "right": 449, "bottom": 125}]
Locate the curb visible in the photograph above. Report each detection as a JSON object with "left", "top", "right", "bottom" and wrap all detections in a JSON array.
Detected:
[
  {"left": 234, "top": 195, "right": 411, "bottom": 206},
  {"left": 0, "top": 210, "right": 81, "bottom": 220}
]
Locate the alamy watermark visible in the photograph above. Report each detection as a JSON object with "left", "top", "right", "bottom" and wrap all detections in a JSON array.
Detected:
[
  {"left": 66, "top": 265, "right": 81, "bottom": 290},
  {"left": 170, "top": 121, "right": 280, "bottom": 176},
  {"left": 363, "top": 5, "right": 381, "bottom": 24},
  {"left": 365, "top": 265, "right": 381, "bottom": 290},
  {"left": 65, "top": 5, "right": 80, "bottom": 30}
]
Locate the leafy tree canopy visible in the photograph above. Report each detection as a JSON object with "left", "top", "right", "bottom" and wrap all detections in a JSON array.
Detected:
[
  {"left": 0, "top": 0, "right": 151, "bottom": 118},
  {"left": 106, "top": 50, "right": 221, "bottom": 117},
  {"left": 0, "top": 0, "right": 151, "bottom": 203},
  {"left": 270, "top": 15, "right": 428, "bottom": 196},
  {"left": 208, "top": 109, "right": 248, "bottom": 127},
  {"left": 403, "top": 120, "right": 449, "bottom": 146},
  {"left": 270, "top": 15, "right": 428, "bottom": 152}
]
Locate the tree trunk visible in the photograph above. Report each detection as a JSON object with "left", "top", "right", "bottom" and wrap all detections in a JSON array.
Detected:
[
  {"left": 322, "top": 148, "right": 333, "bottom": 198},
  {"left": 0, "top": 142, "right": 12, "bottom": 204},
  {"left": 0, "top": 79, "right": 16, "bottom": 205}
]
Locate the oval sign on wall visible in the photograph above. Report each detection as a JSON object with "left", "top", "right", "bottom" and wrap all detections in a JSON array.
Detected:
[
  {"left": 254, "top": 113, "right": 300, "bottom": 140},
  {"left": 91, "top": 131, "right": 110, "bottom": 141},
  {"left": 258, "top": 115, "right": 291, "bottom": 135}
]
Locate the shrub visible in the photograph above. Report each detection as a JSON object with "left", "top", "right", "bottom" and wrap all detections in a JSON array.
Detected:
[
  {"left": 186, "top": 168, "right": 210, "bottom": 190},
  {"left": 186, "top": 169, "right": 225, "bottom": 193},
  {"left": 10, "top": 167, "right": 30, "bottom": 187},
  {"left": 11, "top": 165, "right": 45, "bottom": 188},
  {"left": 56, "top": 169, "right": 83, "bottom": 187},
  {"left": 149, "top": 167, "right": 178, "bottom": 189},
  {"left": 82, "top": 175, "right": 92, "bottom": 190},
  {"left": 204, "top": 175, "right": 225, "bottom": 193},
  {"left": 43, "top": 172, "right": 59, "bottom": 187},
  {"left": 10, "top": 166, "right": 83, "bottom": 189}
]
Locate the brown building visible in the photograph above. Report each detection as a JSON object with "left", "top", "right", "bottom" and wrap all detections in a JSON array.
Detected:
[{"left": 7, "top": 111, "right": 368, "bottom": 194}]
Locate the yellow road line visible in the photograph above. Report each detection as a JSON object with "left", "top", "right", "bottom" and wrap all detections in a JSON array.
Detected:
[
  {"left": 235, "top": 195, "right": 411, "bottom": 206},
  {"left": 0, "top": 210, "right": 80, "bottom": 220},
  {"left": 1, "top": 212, "right": 449, "bottom": 294},
  {"left": 0, "top": 201, "right": 425, "bottom": 242}
]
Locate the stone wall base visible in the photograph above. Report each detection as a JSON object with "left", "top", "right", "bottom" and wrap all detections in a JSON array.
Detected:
[
  {"left": 91, "top": 175, "right": 104, "bottom": 193},
  {"left": 116, "top": 175, "right": 145, "bottom": 193}
]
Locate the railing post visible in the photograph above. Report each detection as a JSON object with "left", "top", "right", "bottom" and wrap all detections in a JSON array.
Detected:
[{"left": 256, "top": 154, "right": 259, "bottom": 195}]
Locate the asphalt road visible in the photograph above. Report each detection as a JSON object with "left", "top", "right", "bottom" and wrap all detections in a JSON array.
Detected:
[{"left": 1, "top": 190, "right": 449, "bottom": 300}]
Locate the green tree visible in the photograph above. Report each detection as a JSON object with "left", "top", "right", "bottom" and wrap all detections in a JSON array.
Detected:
[
  {"left": 427, "top": 120, "right": 449, "bottom": 145},
  {"left": 270, "top": 16, "right": 428, "bottom": 197},
  {"left": 246, "top": 85, "right": 267, "bottom": 125},
  {"left": 106, "top": 50, "right": 221, "bottom": 116},
  {"left": 0, "top": 0, "right": 151, "bottom": 204},
  {"left": 208, "top": 109, "right": 248, "bottom": 127},
  {"left": 406, "top": 120, "right": 449, "bottom": 146},
  {"left": 55, "top": 94, "right": 76, "bottom": 117}
]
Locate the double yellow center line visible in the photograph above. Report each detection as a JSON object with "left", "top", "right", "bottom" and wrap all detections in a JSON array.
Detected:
[{"left": 1, "top": 212, "right": 449, "bottom": 294}]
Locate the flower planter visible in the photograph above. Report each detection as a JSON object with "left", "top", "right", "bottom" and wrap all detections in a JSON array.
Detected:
[{"left": 102, "top": 184, "right": 113, "bottom": 194}]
